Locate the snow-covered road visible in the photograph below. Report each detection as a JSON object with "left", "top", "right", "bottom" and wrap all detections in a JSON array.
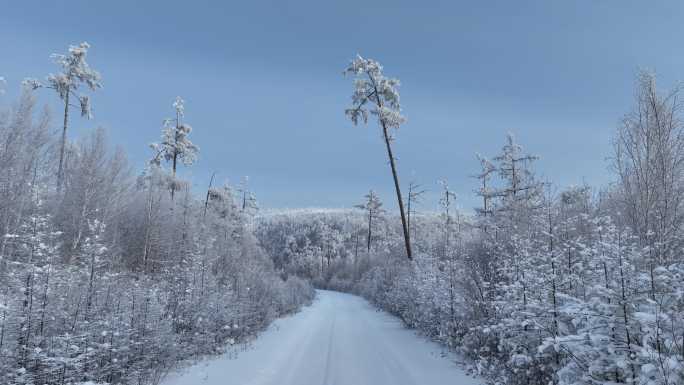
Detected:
[{"left": 162, "top": 290, "right": 482, "bottom": 385}]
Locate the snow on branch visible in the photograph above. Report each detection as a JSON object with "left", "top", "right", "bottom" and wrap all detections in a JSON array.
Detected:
[{"left": 344, "top": 55, "right": 405, "bottom": 132}]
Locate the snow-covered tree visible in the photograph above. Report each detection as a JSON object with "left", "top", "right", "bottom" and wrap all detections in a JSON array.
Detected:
[
  {"left": 1, "top": 54, "right": 314, "bottom": 384},
  {"left": 612, "top": 70, "right": 684, "bottom": 275},
  {"left": 473, "top": 153, "right": 496, "bottom": 218},
  {"left": 237, "top": 176, "right": 259, "bottom": 215},
  {"left": 493, "top": 133, "right": 542, "bottom": 206},
  {"left": 150, "top": 96, "right": 199, "bottom": 200},
  {"left": 355, "top": 190, "right": 385, "bottom": 253},
  {"left": 406, "top": 181, "right": 426, "bottom": 242},
  {"left": 23, "top": 42, "right": 102, "bottom": 191},
  {"left": 437, "top": 179, "right": 458, "bottom": 259},
  {"left": 344, "top": 55, "right": 412, "bottom": 259}
]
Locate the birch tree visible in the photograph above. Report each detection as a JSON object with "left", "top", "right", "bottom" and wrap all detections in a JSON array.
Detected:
[{"left": 612, "top": 70, "right": 684, "bottom": 266}]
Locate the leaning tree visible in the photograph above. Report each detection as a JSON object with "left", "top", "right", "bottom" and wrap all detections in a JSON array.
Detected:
[{"left": 344, "top": 55, "right": 412, "bottom": 259}]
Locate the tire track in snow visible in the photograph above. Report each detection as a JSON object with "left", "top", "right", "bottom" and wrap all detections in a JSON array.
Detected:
[{"left": 322, "top": 310, "right": 337, "bottom": 385}]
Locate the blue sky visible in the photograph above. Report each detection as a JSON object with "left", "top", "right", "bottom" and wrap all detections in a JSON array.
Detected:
[{"left": 2, "top": 0, "right": 684, "bottom": 211}]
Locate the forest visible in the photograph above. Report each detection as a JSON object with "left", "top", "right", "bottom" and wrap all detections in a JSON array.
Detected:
[
  {"left": 0, "top": 44, "right": 314, "bottom": 385},
  {"left": 257, "top": 59, "right": 684, "bottom": 384},
  {"left": 2, "top": 42, "right": 684, "bottom": 385}
]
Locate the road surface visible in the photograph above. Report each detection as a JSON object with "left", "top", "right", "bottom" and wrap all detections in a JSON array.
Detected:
[{"left": 162, "top": 290, "right": 481, "bottom": 385}]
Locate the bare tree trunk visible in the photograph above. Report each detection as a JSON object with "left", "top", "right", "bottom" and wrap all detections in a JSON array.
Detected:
[
  {"left": 170, "top": 109, "right": 181, "bottom": 201},
  {"left": 142, "top": 186, "right": 154, "bottom": 273},
  {"left": 443, "top": 188, "right": 451, "bottom": 259},
  {"left": 407, "top": 183, "right": 412, "bottom": 237},
  {"left": 548, "top": 207, "right": 560, "bottom": 369},
  {"left": 367, "top": 209, "right": 372, "bottom": 252},
  {"left": 617, "top": 231, "right": 637, "bottom": 383},
  {"left": 380, "top": 125, "right": 412, "bottom": 259},
  {"left": 57, "top": 92, "right": 70, "bottom": 192},
  {"left": 86, "top": 249, "right": 96, "bottom": 319},
  {"left": 0, "top": 289, "right": 6, "bottom": 352},
  {"left": 369, "top": 77, "right": 412, "bottom": 259},
  {"left": 18, "top": 270, "right": 34, "bottom": 368},
  {"left": 72, "top": 191, "right": 91, "bottom": 251},
  {"left": 38, "top": 263, "right": 51, "bottom": 337},
  {"left": 171, "top": 149, "right": 177, "bottom": 201},
  {"left": 203, "top": 172, "right": 216, "bottom": 218}
]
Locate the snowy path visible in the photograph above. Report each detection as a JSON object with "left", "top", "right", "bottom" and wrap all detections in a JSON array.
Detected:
[{"left": 162, "top": 290, "right": 482, "bottom": 385}]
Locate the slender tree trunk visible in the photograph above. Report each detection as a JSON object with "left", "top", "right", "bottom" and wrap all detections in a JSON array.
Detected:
[
  {"left": 72, "top": 191, "right": 90, "bottom": 251},
  {"left": 0, "top": 304, "right": 5, "bottom": 353},
  {"left": 617, "top": 231, "right": 637, "bottom": 383},
  {"left": 549, "top": 209, "right": 559, "bottom": 359},
  {"left": 171, "top": 150, "right": 177, "bottom": 201},
  {"left": 38, "top": 263, "right": 51, "bottom": 337},
  {"left": 443, "top": 188, "right": 450, "bottom": 259},
  {"left": 203, "top": 172, "right": 216, "bottom": 218},
  {"left": 0, "top": 285, "right": 8, "bottom": 352},
  {"left": 200, "top": 257, "right": 206, "bottom": 298},
  {"left": 142, "top": 186, "right": 154, "bottom": 273},
  {"left": 407, "top": 184, "right": 412, "bottom": 238},
  {"left": 380, "top": 124, "right": 412, "bottom": 259},
  {"left": 19, "top": 270, "right": 34, "bottom": 368},
  {"left": 367, "top": 210, "right": 372, "bottom": 252},
  {"left": 369, "top": 76, "right": 412, "bottom": 259},
  {"left": 171, "top": 109, "right": 181, "bottom": 201},
  {"left": 483, "top": 178, "right": 488, "bottom": 215},
  {"left": 86, "top": 249, "right": 96, "bottom": 319},
  {"left": 57, "top": 92, "right": 70, "bottom": 192}
]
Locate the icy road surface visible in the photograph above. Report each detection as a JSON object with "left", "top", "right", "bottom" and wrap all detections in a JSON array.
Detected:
[{"left": 162, "top": 290, "right": 482, "bottom": 385}]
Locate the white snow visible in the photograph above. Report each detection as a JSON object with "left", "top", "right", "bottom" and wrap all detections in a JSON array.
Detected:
[{"left": 162, "top": 290, "right": 482, "bottom": 385}]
